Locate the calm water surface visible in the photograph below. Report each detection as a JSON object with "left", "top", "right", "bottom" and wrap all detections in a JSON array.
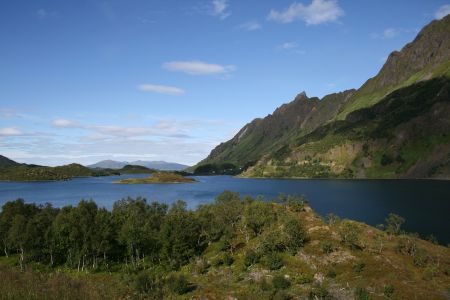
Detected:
[{"left": 0, "top": 174, "right": 449, "bottom": 244}]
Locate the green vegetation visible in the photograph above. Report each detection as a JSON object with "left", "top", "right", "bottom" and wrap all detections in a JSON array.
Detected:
[
  {"left": 114, "top": 172, "right": 196, "bottom": 184},
  {"left": 0, "top": 155, "right": 155, "bottom": 182},
  {"left": 0, "top": 192, "right": 449, "bottom": 299},
  {"left": 244, "top": 77, "right": 450, "bottom": 179}
]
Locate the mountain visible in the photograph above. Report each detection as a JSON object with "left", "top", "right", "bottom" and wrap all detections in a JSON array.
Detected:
[
  {"left": 88, "top": 160, "right": 189, "bottom": 171},
  {"left": 0, "top": 155, "right": 20, "bottom": 168},
  {"left": 195, "top": 15, "right": 450, "bottom": 179},
  {"left": 87, "top": 160, "right": 127, "bottom": 169}
]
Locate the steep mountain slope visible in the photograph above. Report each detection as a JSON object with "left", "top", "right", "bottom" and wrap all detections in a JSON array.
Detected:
[
  {"left": 245, "top": 78, "right": 450, "bottom": 178},
  {"left": 195, "top": 15, "right": 450, "bottom": 179},
  {"left": 195, "top": 90, "right": 355, "bottom": 172},
  {"left": 336, "top": 15, "right": 450, "bottom": 119}
]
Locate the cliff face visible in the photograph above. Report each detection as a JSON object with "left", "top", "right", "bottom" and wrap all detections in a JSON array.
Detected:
[{"left": 195, "top": 15, "right": 450, "bottom": 179}]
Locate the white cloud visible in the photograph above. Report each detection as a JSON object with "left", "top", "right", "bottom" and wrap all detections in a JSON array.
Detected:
[
  {"left": 162, "top": 61, "right": 235, "bottom": 75},
  {"left": 0, "top": 127, "right": 22, "bottom": 136},
  {"left": 278, "top": 42, "right": 298, "bottom": 50},
  {"left": 211, "top": 0, "right": 231, "bottom": 19},
  {"left": 138, "top": 84, "right": 185, "bottom": 95},
  {"left": 238, "top": 21, "right": 262, "bottom": 31},
  {"left": 52, "top": 118, "right": 77, "bottom": 128},
  {"left": 268, "top": 0, "right": 344, "bottom": 25},
  {"left": 435, "top": 4, "right": 450, "bottom": 19}
]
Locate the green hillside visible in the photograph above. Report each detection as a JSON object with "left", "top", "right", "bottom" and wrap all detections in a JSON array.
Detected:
[
  {"left": 1, "top": 192, "right": 449, "bottom": 299},
  {"left": 245, "top": 78, "right": 450, "bottom": 178},
  {"left": 194, "top": 15, "right": 450, "bottom": 179}
]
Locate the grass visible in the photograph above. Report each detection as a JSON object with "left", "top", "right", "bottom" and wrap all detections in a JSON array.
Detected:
[{"left": 114, "top": 172, "right": 197, "bottom": 184}]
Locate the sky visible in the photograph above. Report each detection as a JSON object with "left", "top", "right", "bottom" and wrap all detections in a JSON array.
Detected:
[{"left": 1, "top": 0, "right": 449, "bottom": 166}]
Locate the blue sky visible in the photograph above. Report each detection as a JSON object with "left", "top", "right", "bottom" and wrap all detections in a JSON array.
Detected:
[{"left": 1, "top": 0, "right": 449, "bottom": 166}]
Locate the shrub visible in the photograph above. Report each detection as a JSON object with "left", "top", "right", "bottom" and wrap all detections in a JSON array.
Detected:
[
  {"left": 286, "top": 195, "right": 308, "bottom": 212},
  {"left": 223, "top": 253, "right": 234, "bottom": 266},
  {"left": 296, "top": 273, "right": 313, "bottom": 284},
  {"left": 212, "top": 257, "right": 223, "bottom": 267},
  {"left": 354, "top": 287, "right": 370, "bottom": 300},
  {"left": 308, "top": 286, "right": 331, "bottom": 299},
  {"left": 413, "top": 251, "right": 429, "bottom": 267},
  {"left": 193, "top": 258, "right": 210, "bottom": 274},
  {"left": 260, "top": 231, "right": 286, "bottom": 255},
  {"left": 385, "top": 213, "right": 405, "bottom": 235},
  {"left": 218, "top": 238, "right": 232, "bottom": 252},
  {"left": 273, "top": 290, "right": 292, "bottom": 300},
  {"left": 284, "top": 218, "right": 308, "bottom": 254},
  {"left": 244, "top": 250, "right": 261, "bottom": 268},
  {"left": 263, "top": 253, "right": 284, "bottom": 270},
  {"left": 167, "top": 274, "right": 193, "bottom": 295},
  {"left": 383, "top": 285, "right": 394, "bottom": 298},
  {"left": 426, "top": 234, "right": 438, "bottom": 245},
  {"left": 326, "top": 269, "right": 337, "bottom": 278},
  {"left": 338, "top": 221, "right": 362, "bottom": 249},
  {"left": 324, "top": 213, "right": 341, "bottom": 226},
  {"left": 134, "top": 270, "right": 164, "bottom": 295},
  {"left": 245, "top": 201, "right": 276, "bottom": 236},
  {"left": 395, "top": 235, "right": 417, "bottom": 256},
  {"left": 381, "top": 154, "right": 393, "bottom": 166},
  {"left": 260, "top": 278, "right": 271, "bottom": 291},
  {"left": 272, "top": 275, "right": 291, "bottom": 290},
  {"left": 321, "top": 242, "right": 334, "bottom": 255}
]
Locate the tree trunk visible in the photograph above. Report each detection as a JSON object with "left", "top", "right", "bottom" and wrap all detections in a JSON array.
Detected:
[
  {"left": 19, "top": 247, "right": 24, "bottom": 271},
  {"left": 3, "top": 245, "right": 8, "bottom": 258}
]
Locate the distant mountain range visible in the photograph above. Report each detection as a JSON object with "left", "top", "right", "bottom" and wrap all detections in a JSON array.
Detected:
[
  {"left": 194, "top": 15, "right": 450, "bottom": 179},
  {"left": 87, "top": 160, "right": 189, "bottom": 171}
]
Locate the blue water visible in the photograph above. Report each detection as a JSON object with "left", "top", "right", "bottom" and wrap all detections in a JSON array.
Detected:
[{"left": 1, "top": 174, "right": 449, "bottom": 244}]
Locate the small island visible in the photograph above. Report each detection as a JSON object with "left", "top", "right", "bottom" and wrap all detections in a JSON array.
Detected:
[{"left": 114, "top": 172, "right": 197, "bottom": 184}]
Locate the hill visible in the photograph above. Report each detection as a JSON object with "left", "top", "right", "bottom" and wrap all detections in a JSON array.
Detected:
[
  {"left": 194, "top": 15, "right": 450, "bottom": 179},
  {"left": 88, "top": 160, "right": 189, "bottom": 171},
  {"left": 0, "top": 192, "right": 449, "bottom": 299},
  {"left": 0, "top": 156, "right": 120, "bottom": 181}
]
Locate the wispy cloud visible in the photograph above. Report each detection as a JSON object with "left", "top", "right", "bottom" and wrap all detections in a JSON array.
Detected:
[
  {"left": 268, "top": 0, "right": 344, "bottom": 25},
  {"left": 50, "top": 118, "right": 194, "bottom": 139},
  {"left": 237, "top": 21, "right": 262, "bottom": 31},
  {"left": 137, "top": 84, "right": 185, "bottom": 95},
  {"left": 0, "top": 127, "right": 23, "bottom": 136},
  {"left": 278, "top": 42, "right": 298, "bottom": 50},
  {"left": 435, "top": 4, "right": 450, "bottom": 19},
  {"left": 52, "top": 118, "right": 78, "bottom": 128},
  {"left": 211, "top": 0, "right": 231, "bottom": 19},
  {"left": 162, "top": 61, "right": 235, "bottom": 75},
  {"left": 35, "top": 8, "right": 58, "bottom": 19},
  {"left": 370, "top": 28, "right": 399, "bottom": 39},
  {"left": 370, "top": 27, "right": 417, "bottom": 39}
]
